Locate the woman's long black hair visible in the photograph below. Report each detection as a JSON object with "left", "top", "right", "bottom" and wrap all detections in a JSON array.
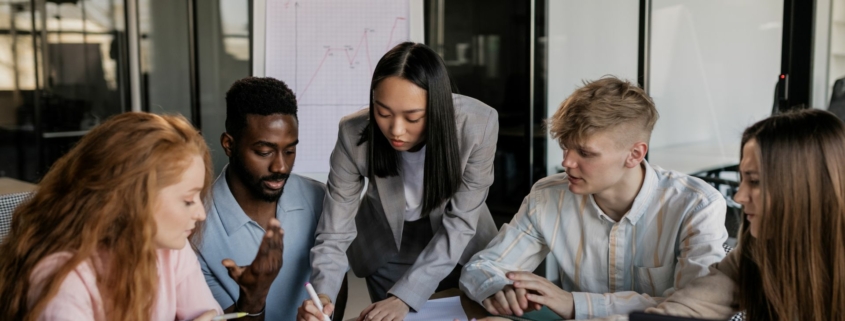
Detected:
[{"left": 357, "top": 42, "right": 461, "bottom": 216}]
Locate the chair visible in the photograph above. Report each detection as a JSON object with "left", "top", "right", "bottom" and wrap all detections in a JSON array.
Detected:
[
  {"left": 0, "top": 192, "right": 32, "bottom": 242},
  {"left": 828, "top": 77, "right": 845, "bottom": 121},
  {"left": 692, "top": 166, "right": 743, "bottom": 243}
]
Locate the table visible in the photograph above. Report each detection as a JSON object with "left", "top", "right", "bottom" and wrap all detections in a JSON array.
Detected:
[
  {"left": 344, "top": 288, "right": 488, "bottom": 321},
  {"left": 430, "top": 288, "right": 489, "bottom": 319}
]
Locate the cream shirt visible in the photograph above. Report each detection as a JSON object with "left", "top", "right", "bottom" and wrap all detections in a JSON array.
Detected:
[{"left": 460, "top": 161, "right": 729, "bottom": 319}]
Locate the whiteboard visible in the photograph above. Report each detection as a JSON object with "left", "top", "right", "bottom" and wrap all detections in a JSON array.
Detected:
[{"left": 253, "top": 0, "right": 425, "bottom": 178}]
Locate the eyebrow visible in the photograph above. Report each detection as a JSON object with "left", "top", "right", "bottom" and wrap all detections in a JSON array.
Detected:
[
  {"left": 187, "top": 187, "right": 202, "bottom": 193},
  {"left": 374, "top": 100, "right": 425, "bottom": 114},
  {"left": 253, "top": 139, "right": 299, "bottom": 149},
  {"left": 253, "top": 141, "right": 278, "bottom": 149}
]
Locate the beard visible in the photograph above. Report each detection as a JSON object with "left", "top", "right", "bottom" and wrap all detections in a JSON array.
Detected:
[{"left": 229, "top": 149, "right": 290, "bottom": 203}]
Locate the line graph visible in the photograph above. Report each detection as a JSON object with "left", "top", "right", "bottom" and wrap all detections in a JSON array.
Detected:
[
  {"left": 298, "top": 17, "right": 406, "bottom": 99},
  {"left": 265, "top": 0, "right": 410, "bottom": 172}
]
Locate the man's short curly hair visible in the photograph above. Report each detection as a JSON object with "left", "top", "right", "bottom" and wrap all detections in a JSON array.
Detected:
[
  {"left": 548, "top": 76, "right": 658, "bottom": 148},
  {"left": 225, "top": 77, "right": 297, "bottom": 138}
]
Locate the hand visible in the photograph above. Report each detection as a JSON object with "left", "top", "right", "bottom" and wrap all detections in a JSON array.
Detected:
[
  {"left": 221, "top": 218, "right": 284, "bottom": 312},
  {"left": 481, "top": 284, "right": 541, "bottom": 316},
  {"left": 356, "top": 296, "right": 410, "bottom": 321},
  {"left": 297, "top": 294, "right": 334, "bottom": 321},
  {"left": 190, "top": 309, "right": 219, "bottom": 321},
  {"left": 508, "top": 271, "right": 575, "bottom": 319}
]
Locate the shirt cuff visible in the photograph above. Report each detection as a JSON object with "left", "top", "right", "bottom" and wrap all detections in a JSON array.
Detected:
[
  {"left": 572, "top": 292, "right": 609, "bottom": 319},
  {"left": 387, "top": 286, "right": 432, "bottom": 312},
  {"left": 462, "top": 277, "right": 512, "bottom": 305}
]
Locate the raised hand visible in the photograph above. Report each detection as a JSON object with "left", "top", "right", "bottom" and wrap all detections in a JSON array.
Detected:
[{"left": 221, "top": 218, "right": 284, "bottom": 315}]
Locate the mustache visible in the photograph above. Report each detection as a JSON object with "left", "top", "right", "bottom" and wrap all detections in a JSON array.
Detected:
[{"left": 260, "top": 173, "right": 290, "bottom": 182}]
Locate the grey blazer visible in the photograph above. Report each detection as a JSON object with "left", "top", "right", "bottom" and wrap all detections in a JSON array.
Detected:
[{"left": 310, "top": 94, "right": 499, "bottom": 310}]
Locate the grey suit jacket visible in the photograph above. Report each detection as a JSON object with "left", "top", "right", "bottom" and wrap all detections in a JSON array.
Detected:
[{"left": 310, "top": 94, "right": 499, "bottom": 310}]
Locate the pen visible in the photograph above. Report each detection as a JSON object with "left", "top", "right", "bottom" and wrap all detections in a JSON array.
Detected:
[
  {"left": 212, "top": 312, "right": 249, "bottom": 320},
  {"left": 305, "top": 282, "right": 332, "bottom": 321},
  {"left": 178, "top": 312, "right": 248, "bottom": 321}
]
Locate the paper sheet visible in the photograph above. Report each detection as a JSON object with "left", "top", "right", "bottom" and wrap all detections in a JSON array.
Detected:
[{"left": 403, "top": 296, "right": 468, "bottom": 321}]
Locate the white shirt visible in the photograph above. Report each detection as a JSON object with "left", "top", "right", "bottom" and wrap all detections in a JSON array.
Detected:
[
  {"left": 459, "top": 161, "right": 729, "bottom": 319},
  {"left": 400, "top": 145, "right": 426, "bottom": 221}
]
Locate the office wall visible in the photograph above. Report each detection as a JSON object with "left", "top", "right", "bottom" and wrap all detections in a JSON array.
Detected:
[
  {"left": 545, "top": 0, "right": 639, "bottom": 176},
  {"left": 648, "top": 1, "right": 782, "bottom": 173}
]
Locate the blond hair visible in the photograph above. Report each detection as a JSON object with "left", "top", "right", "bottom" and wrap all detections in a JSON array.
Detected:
[
  {"left": 0, "top": 112, "right": 213, "bottom": 321},
  {"left": 548, "top": 76, "right": 658, "bottom": 147}
]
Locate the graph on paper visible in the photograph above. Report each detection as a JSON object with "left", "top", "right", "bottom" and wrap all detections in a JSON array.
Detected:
[{"left": 265, "top": 0, "right": 410, "bottom": 173}]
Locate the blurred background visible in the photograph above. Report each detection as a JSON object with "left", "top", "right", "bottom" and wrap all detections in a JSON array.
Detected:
[{"left": 1, "top": 0, "right": 844, "bottom": 233}]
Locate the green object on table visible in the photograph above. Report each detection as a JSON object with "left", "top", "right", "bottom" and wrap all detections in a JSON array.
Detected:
[{"left": 496, "top": 306, "right": 563, "bottom": 321}]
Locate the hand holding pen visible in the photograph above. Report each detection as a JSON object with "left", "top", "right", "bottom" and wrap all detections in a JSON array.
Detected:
[{"left": 297, "top": 284, "right": 335, "bottom": 321}]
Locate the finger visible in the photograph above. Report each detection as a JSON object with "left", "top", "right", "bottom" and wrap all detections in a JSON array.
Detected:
[
  {"left": 482, "top": 298, "right": 499, "bottom": 315},
  {"left": 512, "top": 280, "right": 547, "bottom": 294},
  {"left": 505, "top": 287, "right": 523, "bottom": 316},
  {"left": 358, "top": 303, "right": 376, "bottom": 321},
  {"left": 493, "top": 291, "right": 512, "bottom": 315},
  {"left": 269, "top": 219, "right": 284, "bottom": 249},
  {"left": 526, "top": 293, "right": 548, "bottom": 306},
  {"left": 323, "top": 302, "right": 334, "bottom": 317},
  {"left": 297, "top": 306, "right": 319, "bottom": 321},
  {"left": 302, "top": 300, "right": 325, "bottom": 319},
  {"left": 492, "top": 300, "right": 508, "bottom": 316},
  {"left": 506, "top": 271, "right": 540, "bottom": 281},
  {"left": 221, "top": 259, "right": 244, "bottom": 279},
  {"left": 191, "top": 309, "right": 218, "bottom": 321},
  {"left": 516, "top": 287, "right": 529, "bottom": 310},
  {"left": 268, "top": 218, "right": 281, "bottom": 228},
  {"left": 367, "top": 307, "right": 384, "bottom": 321}
]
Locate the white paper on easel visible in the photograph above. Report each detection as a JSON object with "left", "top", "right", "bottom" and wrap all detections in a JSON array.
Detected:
[
  {"left": 264, "top": 0, "right": 411, "bottom": 174},
  {"left": 403, "top": 296, "right": 467, "bottom": 321}
]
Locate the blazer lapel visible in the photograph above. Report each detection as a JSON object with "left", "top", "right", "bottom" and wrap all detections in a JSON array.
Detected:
[{"left": 374, "top": 174, "right": 406, "bottom": 251}]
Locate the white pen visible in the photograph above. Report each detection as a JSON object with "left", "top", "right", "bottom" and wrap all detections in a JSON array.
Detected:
[
  {"left": 305, "top": 282, "right": 332, "bottom": 321},
  {"left": 178, "top": 312, "right": 247, "bottom": 321},
  {"left": 212, "top": 312, "right": 249, "bottom": 320}
]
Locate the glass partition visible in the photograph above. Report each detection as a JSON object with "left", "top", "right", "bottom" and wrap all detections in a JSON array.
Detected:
[{"left": 647, "top": 0, "right": 783, "bottom": 174}]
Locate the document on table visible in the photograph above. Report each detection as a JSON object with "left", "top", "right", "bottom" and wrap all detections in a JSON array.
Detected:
[{"left": 404, "top": 296, "right": 468, "bottom": 321}]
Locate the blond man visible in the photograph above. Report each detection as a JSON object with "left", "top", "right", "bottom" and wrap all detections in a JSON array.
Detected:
[{"left": 459, "top": 77, "right": 728, "bottom": 319}]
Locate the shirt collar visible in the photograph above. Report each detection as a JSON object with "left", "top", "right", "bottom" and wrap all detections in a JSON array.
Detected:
[
  {"left": 212, "top": 165, "right": 306, "bottom": 236},
  {"left": 622, "top": 159, "right": 657, "bottom": 224}
]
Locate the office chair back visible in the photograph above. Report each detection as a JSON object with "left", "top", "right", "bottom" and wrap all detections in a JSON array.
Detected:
[
  {"left": 0, "top": 192, "right": 32, "bottom": 242},
  {"left": 830, "top": 77, "right": 845, "bottom": 121}
]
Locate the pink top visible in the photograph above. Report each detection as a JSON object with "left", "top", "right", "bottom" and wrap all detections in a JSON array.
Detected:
[{"left": 27, "top": 244, "right": 223, "bottom": 321}]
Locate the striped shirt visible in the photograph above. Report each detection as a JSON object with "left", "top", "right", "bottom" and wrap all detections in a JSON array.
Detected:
[{"left": 459, "top": 161, "right": 728, "bottom": 319}]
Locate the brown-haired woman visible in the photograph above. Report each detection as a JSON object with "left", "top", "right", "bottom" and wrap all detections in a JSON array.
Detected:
[
  {"left": 630, "top": 108, "right": 845, "bottom": 321},
  {"left": 0, "top": 112, "right": 226, "bottom": 320}
]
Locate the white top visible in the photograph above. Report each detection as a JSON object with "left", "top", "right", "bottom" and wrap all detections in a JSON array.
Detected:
[
  {"left": 459, "top": 161, "right": 729, "bottom": 319},
  {"left": 400, "top": 145, "right": 426, "bottom": 221}
]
